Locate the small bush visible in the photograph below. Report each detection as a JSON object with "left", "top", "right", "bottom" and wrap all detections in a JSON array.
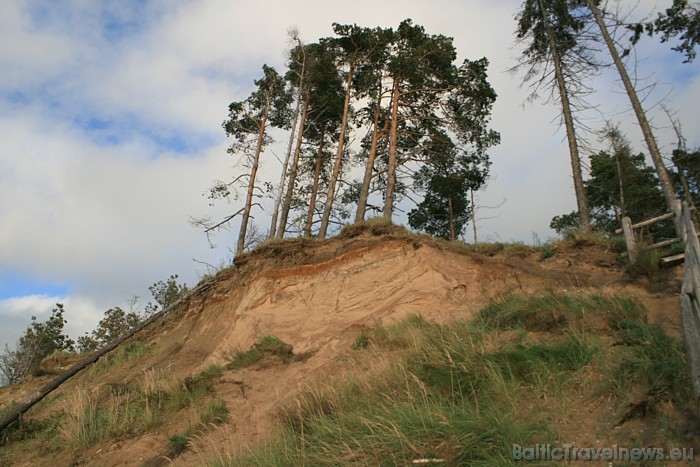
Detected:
[
  {"left": 171, "top": 365, "right": 224, "bottom": 409},
  {"left": 168, "top": 434, "right": 190, "bottom": 457}
]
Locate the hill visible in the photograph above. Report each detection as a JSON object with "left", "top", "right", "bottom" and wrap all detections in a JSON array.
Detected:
[{"left": 0, "top": 223, "right": 697, "bottom": 465}]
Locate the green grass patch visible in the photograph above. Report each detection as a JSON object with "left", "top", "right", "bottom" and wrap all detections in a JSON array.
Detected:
[
  {"left": 627, "top": 249, "right": 663, "bottom": 280},
  {"left": 225, "top": 336, "right": 293, "bottom": 370},
  {"left": 87, "top": 340, "right": 149, "bottom": 375},
  {"left": 168, "top": 434, "right": 190, "bottom": 457},
  {"left": 477, "top": 293, "right": 647, "bottom": 333},
  {"left": 604, "top": 321, "right": 692, "bottom": 405},
  {"left": 537, "top": 243, "right": 556, "bottom": 260},
  {"left": 170, "top": 365, "right": 224, "bottom": 410}
]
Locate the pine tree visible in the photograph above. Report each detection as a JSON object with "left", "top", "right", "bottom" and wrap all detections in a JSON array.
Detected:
[
  {"left": 514, "top": 0, "right": 597, "bottom": 232},
  {"left": 220, "top": 65, "right": 292, "bottom": 255}
]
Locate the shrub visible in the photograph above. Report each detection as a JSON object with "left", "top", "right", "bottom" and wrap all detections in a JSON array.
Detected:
[{"left": 168, "top": 434, "right": 190, "bottom": 457}]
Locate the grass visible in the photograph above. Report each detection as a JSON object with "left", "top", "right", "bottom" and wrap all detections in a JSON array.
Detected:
[
  {"left": 208, "top": 292, "right": 694, "bottom": 466},
  {"left": 477, "top": 293, "right": 647, "bottom": 333},
  {"left": 3, "top": 290, "right": 694, "bottom": 465},
  {"left": 55, "top": 363, "right": 227, "bottom": 451},
  {"left": 2, "top": 352, "right": 231, "bottom": 463},
  {"left": 603, "top": 320, "right": 692, "bottom": 405},
  {"left": 200, "top": 397, "right": 230, "bottom": 427},
  {"left": 87, "top": 340, "right": 149, "bottom": 375},
  {"left": 627, "top": 248, "right": 663, "bottom": 280},
  {"left": 224, "top": 336, "right": 293, "bottom": 370},
  {"left": 168, "top": 434, "right": 190, "bottom": 457}
]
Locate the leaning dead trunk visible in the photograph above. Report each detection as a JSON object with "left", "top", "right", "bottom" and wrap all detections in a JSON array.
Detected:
[
  {"left": 588, "top": 0, "right": 677, "bottom": 228},
  {"left": 0, "top": 277, "right": 217, "bottom": 435}
]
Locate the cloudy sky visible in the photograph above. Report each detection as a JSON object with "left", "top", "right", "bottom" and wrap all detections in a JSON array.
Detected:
[{"left": 1, "top": 0, "right": 698, "bottom": 350}]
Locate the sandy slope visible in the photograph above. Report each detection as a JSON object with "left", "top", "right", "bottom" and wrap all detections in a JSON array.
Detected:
[{"left": 0, "top": 227, "right": 680, "bottom": 465}]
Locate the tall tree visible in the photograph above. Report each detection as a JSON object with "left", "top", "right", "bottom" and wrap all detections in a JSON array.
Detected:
[
  {"left": 277, "top": 42, "right": 344, "bottom": 238},
  {"left": 381, "top": 20, "right": 499, "bottom": 223},
  {"left": 221, "top": 65, "right": 291, "bottom": 256},
  {"left": 318, "top": 24, "right": 391, "bottom": 238},
  {"left": 586, "top": 0, "right": 678, "bottom": 223},
  {"left": 270, "top": 30, "right": 306, "bottom": 239},
  {"left": 382, "top": 20, "right": 463, "bottom": 221},
  {"left": 514, "top": 0, "right": 595, "bottom": 232},
  {"left": 354, "top": 88, "right": 390, "bottom": 222},
  {"left": 551, "top": 126, "right": 669, "bottom": 236}
]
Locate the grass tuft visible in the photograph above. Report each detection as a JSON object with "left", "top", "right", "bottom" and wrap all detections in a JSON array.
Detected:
[
  {"left": 225, "top": 336, "right": 293, "bottom": 370},
  {"left": 168, "top": 434, "right": 190, "bottom": 457}
]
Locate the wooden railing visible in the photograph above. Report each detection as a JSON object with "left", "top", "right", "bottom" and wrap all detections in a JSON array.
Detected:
[
  {"left": 679, "top": 201, "right": 700, "bottom": 397},
  {"left": 618, "top": 200, "right": 700, "bottom": 398},
  {"left": 616, "top": 207, "right": 681, "bottom": 264}
]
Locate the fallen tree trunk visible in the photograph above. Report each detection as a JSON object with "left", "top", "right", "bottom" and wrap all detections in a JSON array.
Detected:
[{"left": 0, "top": 277, "right": 216, "bottom": 434}]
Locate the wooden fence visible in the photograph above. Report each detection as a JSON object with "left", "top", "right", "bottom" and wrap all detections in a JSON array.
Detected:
[
  {"left": 619, "top": 200, "right": 700, "bottom": 398},
  {"left": 616, "top": 205, "right": 682, "bottom": 264},
  {"left": 679, "top": 201, "right": 700, "bottom": 397}
]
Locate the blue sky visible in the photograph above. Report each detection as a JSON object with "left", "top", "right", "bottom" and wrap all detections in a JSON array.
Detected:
[{"left": 1, "top": 0, "right": 698, "bottom": 351}]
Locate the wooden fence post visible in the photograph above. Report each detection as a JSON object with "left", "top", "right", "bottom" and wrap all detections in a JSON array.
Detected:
[
  {"left": 622, "top": 216, "right": 638, "bottom": 263},
  {"left": 680, "top": 201, "right": 700, "bottom": 398}
]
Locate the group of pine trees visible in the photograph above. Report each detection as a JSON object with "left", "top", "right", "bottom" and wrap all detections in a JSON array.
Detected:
[
  {"left": 203, "top": 3, "right": 698, "bottom": 253},
  {"left": 514, "top": 0, "right": 698, "bottom": 235},
  {"left": 202, "top": 19, "right": 500, "bottom": 253}
]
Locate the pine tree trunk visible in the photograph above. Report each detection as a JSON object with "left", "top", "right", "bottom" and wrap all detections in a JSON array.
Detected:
[
  {"left": 305, "top": 135, "right": 326, "bottom": 237},
  {"left": 319, "top": 63, "right": 354, "bottom": 238},
  {"left": 470, "top": 188, "right": 477, "bottom": 243},
  {"left": 355, "top": 92, "right": 387, "bottom": 223},
  {"left": 448, "top": 196, "right": 455, "bottom": 242},
  {"left": 277, "top": 93, "right": 310, "bottom": 238},
  {"left": 588, "top": 0, "right": 678, "bottom": 227},
  {"left": 383, "top": 78, "right": 400, "bottom": 221},
  {"left": 270, "top": 83, "right": 303, "bottom": 238},
  {"left": 615, "top": 152, "right": 627, "bottom": 220},
  {"left": 270, "top": 44, "right": 306, "bottom": 238},
  {"left": 236, "top": 97, "right": 269, "bottom": 257},
  {"left": 538, "top": 0, "right": 591, "bottom": 232}
]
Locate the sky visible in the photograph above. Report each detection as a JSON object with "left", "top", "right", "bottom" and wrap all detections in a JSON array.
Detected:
[{"left": 1, "top": 0, "right": 698, "bottom": 351}]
